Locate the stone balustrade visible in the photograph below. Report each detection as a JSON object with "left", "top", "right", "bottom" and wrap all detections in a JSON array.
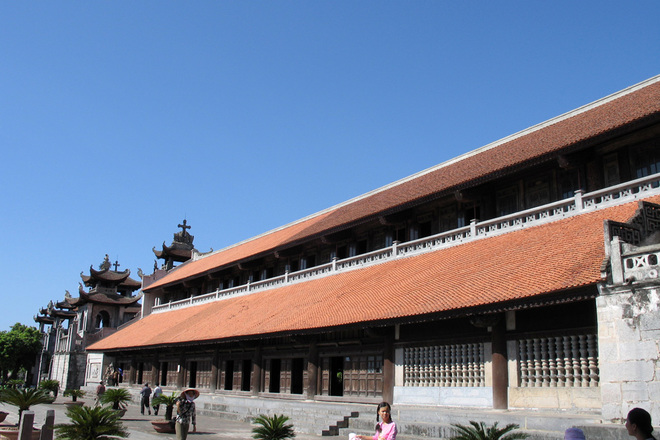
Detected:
[
  {"left": 153, "top": 171, "right": 660, "bottom": 314},
  {"left": 517, "top": 334, "right": 599, "bottom": 388},
  {"left": 403, "top": 343, "right": 485, "bottom": 387}
]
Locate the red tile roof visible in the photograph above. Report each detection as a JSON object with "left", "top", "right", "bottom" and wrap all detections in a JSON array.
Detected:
[
  {"left": 147, "top": 76, "right": 660, "bottom": 291},
  {"left": 88, "top": 195, "right": 660, "bottom": 352}
]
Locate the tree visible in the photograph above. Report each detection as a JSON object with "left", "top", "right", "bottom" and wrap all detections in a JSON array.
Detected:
[
  {"left": 55, "top": 405, "right": 129, "bottom": 440},
  {"left": 252, "top": 414, "right": 296, "bottom": 440},
  {"left": 450, "top": 421, "right": 529, "bottom": 440},
  {"left": 0, "top": 323, "right": 42, "bottom": 383}
]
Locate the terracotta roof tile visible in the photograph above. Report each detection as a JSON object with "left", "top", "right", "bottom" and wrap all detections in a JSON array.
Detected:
[
  {"left": 88, "top": 195, "right": 660, "bottom": 352},
  {"left": 147, "top": 77, "right": 660, "bottom": 291}
]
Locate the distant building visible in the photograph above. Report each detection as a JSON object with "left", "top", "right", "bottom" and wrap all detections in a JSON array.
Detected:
[
  {"left": 34, "top": 254, "right": 141, "bottom": 389},
  {"left": 88, "top": 76, "right": 660, "bottom": 423}
]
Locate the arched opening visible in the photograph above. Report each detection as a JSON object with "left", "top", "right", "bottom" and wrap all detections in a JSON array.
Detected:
[{"left": 95, "top": 310, "right": 111, "bottom": 328}]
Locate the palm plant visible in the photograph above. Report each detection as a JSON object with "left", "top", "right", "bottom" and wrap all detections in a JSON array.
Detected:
[
  {"left": 252, "top": 414, "right": 296, "bottom": 440},
  {"left": 63, "top": 389, "right": 86, "bottom": 402},
  {"left": 55, "top": 405, "right": 129, "bottom": 440},
  {"left": 0, "top": 387, "right": 54, "bottom": 426},
  {"left": 151, "top": 392, "right": 179, "bottom": 420},
  {"left": 450, "top": 421, "right": 529, "bottom": 440},
  {"left": 38, "top": 379, "right": 60, "bottom": 398},
  {"left": 99, "top": 388, "right": 132, "bottom": 411}
]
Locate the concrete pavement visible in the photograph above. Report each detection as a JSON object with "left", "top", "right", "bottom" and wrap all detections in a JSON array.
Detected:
[{"left": 0, "top": 397, "right": 323, "bottom": 440}]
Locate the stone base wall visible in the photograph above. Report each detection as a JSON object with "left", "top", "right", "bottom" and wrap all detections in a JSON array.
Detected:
[
  {"left": 597, "top": 284, "right": 660, "bottom": 422},
  {"left": 508, "top": 386, "right": 601, "bottom": 411},
  {"left": 393, "top": 386, "right": 492, "bottom": 407}
]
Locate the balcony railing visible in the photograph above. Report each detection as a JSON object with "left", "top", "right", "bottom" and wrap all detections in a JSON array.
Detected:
[{"left": 152, "top": 171, "right": 660, "bottom": 314}]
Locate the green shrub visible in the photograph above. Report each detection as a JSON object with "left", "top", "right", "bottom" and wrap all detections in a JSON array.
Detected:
[
  {"left": 55, "top": 405, "right": 129, "bottom": 440},
  {"left": 450, "top": 421, "right": 529, "bottom": 440},
  {"left": 63, "top": 389, "right": 86, "bottom": 402},
  {"left": 252, "top": 414, "right": 296, "bottom": 440}
]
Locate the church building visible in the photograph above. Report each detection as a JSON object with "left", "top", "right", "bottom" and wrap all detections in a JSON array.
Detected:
[
  {"left": 35, "top": 255, "right": 141, "bottom": 389},
  {"left": 87, "top": 76, "right": 660, "bottom": 424}
]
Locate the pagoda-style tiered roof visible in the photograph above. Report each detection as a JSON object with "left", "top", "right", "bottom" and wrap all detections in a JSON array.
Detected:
[
  {"left": 36, "top": 300, "right": 77, "bottom": 321},
  {"left": 63, "top": 283, "right": 142, "bottom": 308},
  {"left": 80, "top": 254, "right": 141, "bottom": 292},
  {"left": 153, "top": 219, "right": 196, "bottom": 264}
]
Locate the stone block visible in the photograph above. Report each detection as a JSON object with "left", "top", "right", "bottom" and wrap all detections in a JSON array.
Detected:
[
  {"left": 598, "top": 341, "right": 620, "bottom": 362},
  {"left": 602, "top": 402, "right": 624, "bottom": 422},
  {"left": 600, "top": 382, "right": 621, "bottom": 403},
  {"left": 621, "top": 382, "right": 649, "bottom": 402},
  {"left": 619, "top": 340, "right": 659, "bottom": 361},
  {"left": 647, "top": 381, "right": 660, "bottom": 400},
  {"left": 599, "top": 362, "right": 623, "bottom": 382},
  {"left": 601, "top": 361, "right": 654, "bottom": 382},
  {"left": 639, "top": 313, "right": 660, "bottom": 332},
  {"left": 613, "top": 320, "right": 641, "bottom": 342}
]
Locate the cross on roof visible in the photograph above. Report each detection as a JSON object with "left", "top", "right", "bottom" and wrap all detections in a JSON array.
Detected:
[
  {"left": 113, "top": 260, "right": 121, "bottom": 271},
  {"left": 178, "top": 219, "right": 191, "bottom": 235}
]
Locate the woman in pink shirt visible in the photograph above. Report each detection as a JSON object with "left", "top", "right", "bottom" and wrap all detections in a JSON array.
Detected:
[{"left": 356, "top": 402, "right": 397, "bottom": 440}]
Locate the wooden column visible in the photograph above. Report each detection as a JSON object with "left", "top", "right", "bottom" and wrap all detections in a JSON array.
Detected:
[
  {"left": 210, "top": 349, "right": 219, "bottom": 392},
  {"left": 151, "top": 355, "right": 159, "bottom": 386},
  {"left": 382, "top": 327, "right": 395, "bottom": 404},
  {"left": 306, "top": 341, "right": 319, "bottom": 399},
  {"left": 252, "top": 347, "right": 262, "bottom": 396},
  {"left": 128, "top": 358, "right": 137, "bottom": 385},
  {"left": 177, "top": 355, "right": 185, "bottom": 389},
  {"left": 491, "top": 314, "right": 508, "bottom": 409}
]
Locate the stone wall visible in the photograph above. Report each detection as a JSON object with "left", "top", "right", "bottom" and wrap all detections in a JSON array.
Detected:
[{"left": 597, "top": 284, "right": 660, "bottom": 422}]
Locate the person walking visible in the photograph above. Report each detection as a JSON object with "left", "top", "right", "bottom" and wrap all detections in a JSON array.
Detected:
[
  {"left": 95, "top": 381, "right": 105, "bottom": 407},
  {"left": 140, "top": 383, "right": 153, "bottom": 415},
  {"left": 152, "top": 383, "right": 163, "bottom": 416},
  {"left": 175, "top": 388, "right": 199, "bottom": 440}
]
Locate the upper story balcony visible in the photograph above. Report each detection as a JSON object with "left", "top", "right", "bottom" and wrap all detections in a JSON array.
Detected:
[{"left": 151, "top": 171, "right": 660, "bottom": 315}]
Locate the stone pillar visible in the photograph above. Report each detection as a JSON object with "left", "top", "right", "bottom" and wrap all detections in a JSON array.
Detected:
[
  {"left": 306, "top": 341, "right": 319, "bottom": 399},
  {"left": 40, "top": 410, "right": 55, "bottom": 440},
  {"left": 491, "top": 314, "right": 508, "bottom": 409},
  {"left": 19, "top": 411, "right": 34, "bottom": 440},
  {"left": 382, "top": 327, "right": 395, "bottom": 405}
]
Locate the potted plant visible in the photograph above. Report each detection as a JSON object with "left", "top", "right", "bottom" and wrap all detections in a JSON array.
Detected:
[
  {"left": 450, "top": 421, "right": 529, "bottom": 440},
  {"left": 99, "top": 388, "right": 132, "bottom": 417},
  {"left": 251, "top": 414, "right": 296, "bottom": 440},
  {"left": 150, "top": 392, "right": 179, "bottom": 433},
  {"left": 55, "top": 405, "right": 129, "bottom": 440},
  {"left": 63, "top": 389, "right": 86, "bottom": 408},
  {"left": 38, "top": 379, "right": 60, "bottom": 399},
  {"left": 0, "top": 388, "right": 54, "bottom": 440}
]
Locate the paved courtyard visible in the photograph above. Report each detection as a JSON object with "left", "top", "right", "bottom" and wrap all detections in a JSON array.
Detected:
[{"left": 0, "top": 397, "right": 322, "bottom": 440}]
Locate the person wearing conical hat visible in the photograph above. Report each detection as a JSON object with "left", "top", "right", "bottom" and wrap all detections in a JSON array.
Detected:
[{"left": 175, "top": 388, "right": 199, "bottom": 440}]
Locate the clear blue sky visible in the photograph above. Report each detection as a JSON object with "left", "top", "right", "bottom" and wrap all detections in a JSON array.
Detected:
[{"left": 1, "top": 1, "right": 659, "bottom": 332}]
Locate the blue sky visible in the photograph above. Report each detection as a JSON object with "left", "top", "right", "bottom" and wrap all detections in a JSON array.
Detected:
[{"left": 1, "top": 1, "right": 659, "bottom": 332}]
